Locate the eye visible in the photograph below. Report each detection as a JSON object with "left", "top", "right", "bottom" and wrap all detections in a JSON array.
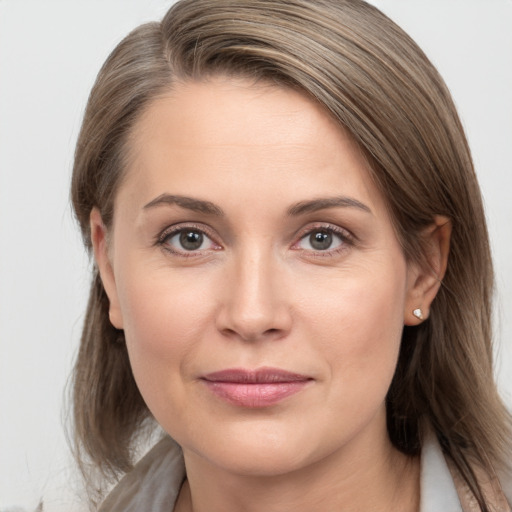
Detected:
[
  {"left": 158, "top": 226, "right": 220, "bottom": 255},
  {"left": 293, "top": 226, "right": 351, "bottom": 253},
  {"left": 303, "top": 230, "right": 337, "bottom": 251}
]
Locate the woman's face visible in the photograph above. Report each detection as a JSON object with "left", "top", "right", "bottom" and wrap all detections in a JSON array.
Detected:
[{"left": 93, "top": 78, "right": 425, "bottom": 476}]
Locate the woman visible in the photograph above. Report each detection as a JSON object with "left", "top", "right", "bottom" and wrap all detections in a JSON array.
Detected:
[{"left": 70, "top": 0, "right": 512, "bottom": 510}]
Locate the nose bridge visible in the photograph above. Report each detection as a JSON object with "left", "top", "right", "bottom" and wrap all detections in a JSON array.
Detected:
[{"left": 218, "top": 242, "right": 291, "bottom": 341}]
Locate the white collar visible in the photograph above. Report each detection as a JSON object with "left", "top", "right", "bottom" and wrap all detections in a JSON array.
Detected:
[{"left": 419, "top": 432, "right": 463, "bottom": 512}]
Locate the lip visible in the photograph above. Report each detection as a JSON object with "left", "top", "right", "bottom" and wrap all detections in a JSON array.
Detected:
[{"left": 201, "top": 367, "right": 313, "bottom": 408}]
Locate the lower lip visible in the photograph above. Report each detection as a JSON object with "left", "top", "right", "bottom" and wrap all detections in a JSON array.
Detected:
[{"left": 203, "top": 381, "right": 310, "bottom": 408}]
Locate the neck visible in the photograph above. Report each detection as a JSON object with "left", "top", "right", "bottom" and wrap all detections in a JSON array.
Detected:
[{"left": 174, "top": 420, "right": 420, "bottom": 512}]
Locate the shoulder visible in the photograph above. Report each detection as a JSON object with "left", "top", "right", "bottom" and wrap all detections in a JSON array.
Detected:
[
  {"left": 421, "top": 431, "right": 512, "bottom": 512},
  {"left": 99, "top": 436, "right": 185, "bottom": 512}
]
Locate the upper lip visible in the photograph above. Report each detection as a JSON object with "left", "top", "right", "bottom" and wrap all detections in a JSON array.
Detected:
[{"left": 201, "top": 367, "right": 312, "bottom": 383}]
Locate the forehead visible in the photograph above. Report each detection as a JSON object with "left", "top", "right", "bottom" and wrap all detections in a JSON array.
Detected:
[
  {"left": 131, "top": 78, "right": 346, "bottom": 153},
  {"left": 119, "top": 77, "right": 385, "bottom": 215}
]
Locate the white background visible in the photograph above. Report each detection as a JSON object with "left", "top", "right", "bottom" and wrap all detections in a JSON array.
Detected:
[{"left": 0, "top": 1, "right": 511, "bottom": 510}]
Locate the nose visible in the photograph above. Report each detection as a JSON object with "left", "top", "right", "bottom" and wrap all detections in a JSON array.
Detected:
[{"left": 215, "top": 247, "right": 293, "bottom": 342}]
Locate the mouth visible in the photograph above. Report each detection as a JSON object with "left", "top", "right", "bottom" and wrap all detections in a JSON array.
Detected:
[{"left": 200, "top": 367, "right": 313, "bottom": 408}]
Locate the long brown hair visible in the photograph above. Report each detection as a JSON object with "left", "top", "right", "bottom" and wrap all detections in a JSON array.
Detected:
[{"left": 70, "top": 0, "right": 511, "bottom": 508}]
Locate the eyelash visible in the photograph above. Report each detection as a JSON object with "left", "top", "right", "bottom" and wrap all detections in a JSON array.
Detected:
[
  {"left": 155, "top": 223, "right": 355, "bottom": 258},
  {"left": 156, "top": 223, "right": 221, "bottom": 257},
  {"left": 291, "top": 223, "right": 354, "bottom": 258}
]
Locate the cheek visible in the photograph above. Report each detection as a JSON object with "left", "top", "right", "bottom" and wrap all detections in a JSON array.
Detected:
[
  {"left": 118, "top": 251, "right": 216, "bottom": 337},
  {"left": 300, "top": 258, "right": 407, "bottom": 399},
  {"left": 116, "top": 266, "right": 216, "bottom": 408}
]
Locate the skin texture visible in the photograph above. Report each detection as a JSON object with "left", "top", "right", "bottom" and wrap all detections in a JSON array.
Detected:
[{"left": 91, "top": 78, "right": 450, "bottom": 512}]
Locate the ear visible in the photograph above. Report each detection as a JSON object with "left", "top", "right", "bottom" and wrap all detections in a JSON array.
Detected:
[
  {"left": 90, "top": 208, "right": 124, "bottom": 329},
  {"left": 404, "top": 216, "right": 451, "bottom": 326}
]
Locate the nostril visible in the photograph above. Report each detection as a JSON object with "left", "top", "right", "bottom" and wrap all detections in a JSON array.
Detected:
[
  {"left": 219, "top": 326, "right": 286, "bottom": 343},
  {"left": 215, "top": 287, "right": 293, "bottom": 342}
]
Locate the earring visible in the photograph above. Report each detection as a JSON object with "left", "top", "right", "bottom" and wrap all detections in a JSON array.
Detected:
[{"left": 413, "top": 308, "right": 424, "bottom": 320}]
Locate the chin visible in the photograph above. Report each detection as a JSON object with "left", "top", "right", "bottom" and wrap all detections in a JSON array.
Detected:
[{"left": 180, "top": 418, "right": 336, "bottom": 477}]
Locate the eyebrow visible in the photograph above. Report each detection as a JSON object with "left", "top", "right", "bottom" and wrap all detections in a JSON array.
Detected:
[
  {"left": 143, "top": 194, "right": 224, "bottom": 216},
  {"left": 287, "top": 196, "right": 372, "bottom": 216},
  {"left": 142, "top": 193, "right": 371, "bottom": 217}
]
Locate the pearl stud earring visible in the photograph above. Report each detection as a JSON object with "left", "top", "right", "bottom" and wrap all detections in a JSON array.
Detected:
[{"left": 413, "top": 308, "right": 424, "bottom": 320}]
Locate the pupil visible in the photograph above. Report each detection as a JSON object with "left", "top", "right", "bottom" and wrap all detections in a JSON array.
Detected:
[
  {"left": 310, "top": 230, "right": 332, "bottom": 250},
  {"left": 180, "top": 230, "right": 203, "bottom": 250}
]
